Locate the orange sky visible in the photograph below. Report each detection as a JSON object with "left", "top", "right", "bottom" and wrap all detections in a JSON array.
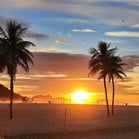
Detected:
[{"left": 0, "top": 53, "right": 139, "bottom": 105}]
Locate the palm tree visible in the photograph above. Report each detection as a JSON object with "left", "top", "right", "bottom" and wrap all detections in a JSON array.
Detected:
[
  {"left": 0, "top": 20, "right": 35, "bottom": 119},
  {"left": 106, "top": 56, "right": 126, "bottom": 116},
  {"left": 88, "top": 41, "right": 117, "bottom": 117}
]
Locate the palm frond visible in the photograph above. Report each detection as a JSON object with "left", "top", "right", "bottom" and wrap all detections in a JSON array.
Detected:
[
  {"left": 0, "top": 26, "right": 8, "bottom": 39},
  {"left": 0, "top": 20, "right": 34, "bottom": 76}
]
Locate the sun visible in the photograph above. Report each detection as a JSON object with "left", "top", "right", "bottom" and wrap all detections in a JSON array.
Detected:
[{"left": 71, "top": 90, "right": 91, "bottom": 104}]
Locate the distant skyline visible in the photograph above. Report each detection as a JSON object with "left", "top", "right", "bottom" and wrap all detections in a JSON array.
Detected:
[{"left": 0, "top": 0, "right": 139, "bottom": 105}]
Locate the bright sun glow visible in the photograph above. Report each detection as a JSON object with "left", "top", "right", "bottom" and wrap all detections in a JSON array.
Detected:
[{"left": 71, "top": 90, "right": 92, "bottom": 104}]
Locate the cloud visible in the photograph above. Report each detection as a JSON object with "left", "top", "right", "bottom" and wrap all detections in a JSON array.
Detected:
[
  {"left": 25, "top": 32, "right": 76, "bottom": 45},
  {"left": 116, "top": 0, "right": 139, "bottom": 6},
  {"left": 24, "top": 52, "right": 89, "bottom": 78},
  {"left": 16, "top": 53, "right": 139, "bottom": 77},
  {"left": 2, "top": 52, "right": 139, "bottom": 97},
  {"left": 22, "top": 53, "right": 139, "bottom": 81},
  {"left": 72, "top": 29, "right": 96, "bottom": 33},
  {"left": 66, "top": 78, "right": 97, "bottom": 81},
  {"left": 1, "top": 0, "right": 139, "bottom": 26},
  {"left": 28, "top": 46, "right": 69, "bottom": 53},
  {"left": 27, "top": 32, "right": 76, "bottom": 45},
  {"left": 55, "top": 38, "right": 76, "bottom": 45},
  {"left": 105, "top": 31, "right": 139, "bottom": 38},
  {"left": 122, "top": 55, "right": 139, "bottom": 72},
  {"left": 14, "top": 85, "right": 39, "bottom": 93},
  {"left": 45, "top": 46, "right": 69, "bottom": 53},
  {"left": 0, "top": 17, "right": 76, "bottom": 46},
  {"left": 1, "top": 72, "right": 68, "bottom": 80},
  {"left": 48, "top": 18, "right": 89, "bottom": 24},
  {"left": 57, "top": 32, "right": 63, "bottom": 36},
  {"left": 131, "top": 24, "right": 139, "bottom": 28},
  {"left": 20, "top": 72, "right": 67, "bottom": 79},
  {"left": 26, "top": 32, "right": 50, "bottom": 40},
  {"left": 118, "top": 66, "right": 139, "bottom": 94},
  {"left": 43, "top": 72, "right": 67, "bottom": 78}
]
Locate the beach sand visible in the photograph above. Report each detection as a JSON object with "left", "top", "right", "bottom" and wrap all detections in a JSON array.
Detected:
[{"left": 0, "top": 104, "right": 138, "bottom": 139}]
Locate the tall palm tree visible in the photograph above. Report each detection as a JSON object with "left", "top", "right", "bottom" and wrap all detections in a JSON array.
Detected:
[
  {"left": 88, "top": 41, "right": 117, "bottom": 117},
  {"left": 0, "top": 20, "right": 35, "bottom": 119},
  {"left": 107, "top": 56, "right": 126, "bottom": 116}
]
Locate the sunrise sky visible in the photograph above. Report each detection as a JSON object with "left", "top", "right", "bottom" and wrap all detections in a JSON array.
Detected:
[{"left": 0, "top": 0, "right": 139, "bottom": 105}]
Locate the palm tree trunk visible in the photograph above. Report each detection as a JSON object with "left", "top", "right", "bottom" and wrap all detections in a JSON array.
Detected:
[
  {"left": 111, "top": 75, "right": 115, "bottom": 116},
  {"left": 103, "top": 76, "right": 110, "bottom": 117},
  {"left": 10, "top": 70, "right": 14, "bottom": 119}
]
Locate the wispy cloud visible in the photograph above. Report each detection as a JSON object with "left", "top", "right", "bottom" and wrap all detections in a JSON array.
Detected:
[
  {"left": 117, "top": 0, "right": 139, "bottom": 6},
  {"left": 1, "top": 72, "right": 68, "bottom": 80},
  {"left": 30, "top": 52, "right": 89, "bottom": 77},
  {"left": 0, "top": 17, "right": 76, "bottom": 46},
  {"left": 1, "top": 0, "right": 139, "bottom": 99},
  {"left": 118, "top": 66, "right": 139, "bottom": 93},
  {"left": 15, "top": 85, "right": 39, "bottom": 93},
  {"left": 131, "top": 24, "right": 139, "bottom": 28},
  {"left": 1, "top": 52, "right": 139, "bottom": 97},
  {"left": 29, "top": 72, "right": 68, "bottom": 78},
  {"left": 66, "top": 78, "right": 97, "bottom": 81},
  {"left": 2, "top": 0, "right": 139, "bottom": 26},
  {"left": 32, "top": 53, "right": 139, "bottom": 78},
  {"left": 105, "top": 31, "right": 139, "bottom": 38},
  {"left": 72, "top": 28, "right": 96, "bottom": 33},
  {"left": 101, "top": 39, "right": 124, "bottom": 44},
  {"left": 28, "top": 46, "right": 69, "bottom": 53},
  {"left": 122, "top": 55, "right": 139, "bottom": 71},
  {"left": 27, "top": 32, "right": 77, "bottom": 45},
  {"left": 55, "top": 38, "right": 77, "bottom": 45},
  {"left": 26, "top": 32, "right": 50, "bottom": 40},
  {"left": 45, "top": 46, "right": 69, "bottom": 53},
  {"left": 48, "top": 18, "right": 89, "bottom": 24},
  {"left": 26, "top": 32, "right": 76, "bottom": 46}
]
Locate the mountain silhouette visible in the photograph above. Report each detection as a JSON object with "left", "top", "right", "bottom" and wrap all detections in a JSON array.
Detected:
[{"left": 0, "top": 84, "right": 24, "bottom": 101}]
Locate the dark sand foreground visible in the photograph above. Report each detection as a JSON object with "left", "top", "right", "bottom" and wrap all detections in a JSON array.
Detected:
[{"left": 0, "top": 104, "right": 139, "bottom": 139}]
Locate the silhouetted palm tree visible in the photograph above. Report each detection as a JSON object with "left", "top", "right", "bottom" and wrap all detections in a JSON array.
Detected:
[
  {"left": 88, "top": 41, "right": 117, "bottom": 117},
  {"left": 0, "top": 20, "right": 35, "bottom": 119},
  {"left": 107, "top": 56, "right": 126, "bottom": 116}
]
